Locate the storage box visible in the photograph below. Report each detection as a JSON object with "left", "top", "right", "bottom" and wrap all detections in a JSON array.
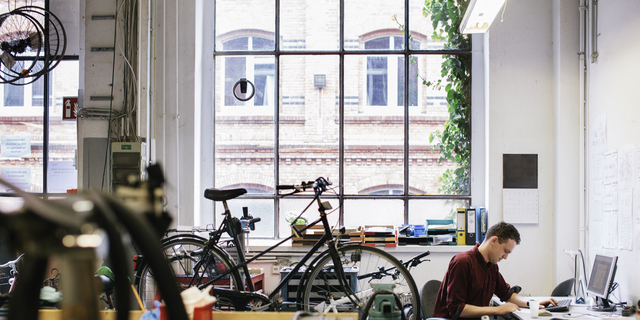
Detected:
[{"left": 279, "top": 266, "right": 358, "bottom": 311}]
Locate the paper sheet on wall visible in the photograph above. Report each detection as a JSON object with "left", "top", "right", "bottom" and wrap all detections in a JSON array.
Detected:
[
  {"left": 636, "top": 144, "right": 640, "bottom": 187},
  {"left": 590, "top": 113, "right": 607, "bottom": 155},
  {"left": 618, "top": 189, "right": 633, "bottom": 251},
  {"left": 617, "top": 145, "right": 635, "bottom": 190},
  {"left": 636, "top": 217, "right": 640, "bottom": 261},
  {"left": 603, "top": 187, "right": 617, "bottom": 212},
  {"left": 592, "top": 154, "right": 604, "bottom": 181},
  {"left": 503, "top": 189, "right": 538, "bottom": 224},
  {"left": 603, "top": 151, "right": 618, "bottom": 187},
  {"left": 592, "top": 181, "right": 604, "bottom": 222},
  {"left": 603, "top": 210, "right": 618, "bottom": 249}
]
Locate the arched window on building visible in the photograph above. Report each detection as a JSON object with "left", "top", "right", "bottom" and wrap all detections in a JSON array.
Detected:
[{"left": 363, "top": 35, "right": 420, "bottom": 111}]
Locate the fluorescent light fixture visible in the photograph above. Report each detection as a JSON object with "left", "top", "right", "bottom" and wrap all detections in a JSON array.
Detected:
[{"left": 460, "top": 0, "right": 507, "bottom": 34}]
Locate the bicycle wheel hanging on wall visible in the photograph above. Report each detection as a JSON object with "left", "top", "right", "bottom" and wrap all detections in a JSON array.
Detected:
[
  {"left": 0, "top": 3, "right": 67, "bottom": 85},
  {"left": 0, "top": 10, "right": 44, "bottom": 84}
]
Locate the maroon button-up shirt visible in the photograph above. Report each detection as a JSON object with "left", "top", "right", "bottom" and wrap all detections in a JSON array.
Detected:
[{"left": 433, "top": 244, "right": 513, "bottom": 319}]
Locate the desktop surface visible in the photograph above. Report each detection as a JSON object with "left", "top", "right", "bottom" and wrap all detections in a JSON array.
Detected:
[{"left": 510, "top": 298, "right": 632, "bottom": 320}]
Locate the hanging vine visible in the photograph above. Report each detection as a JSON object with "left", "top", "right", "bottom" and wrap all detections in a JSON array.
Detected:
[{"left": 424, "top": 0, "right": 471, "bottom": 195}]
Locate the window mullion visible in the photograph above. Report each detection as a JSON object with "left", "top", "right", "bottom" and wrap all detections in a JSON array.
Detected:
[{"left": 403, "top": 0, "right": 410, "bottom": 224}]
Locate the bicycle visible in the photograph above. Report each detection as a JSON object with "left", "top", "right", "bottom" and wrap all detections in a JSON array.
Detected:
[{"left": 134, "top": 177, "right": 426, "bottom": 319}]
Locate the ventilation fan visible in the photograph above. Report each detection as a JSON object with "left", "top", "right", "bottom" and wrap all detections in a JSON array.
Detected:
[{"left": 0, "top": 3, "right": 66, "bottom": 85}]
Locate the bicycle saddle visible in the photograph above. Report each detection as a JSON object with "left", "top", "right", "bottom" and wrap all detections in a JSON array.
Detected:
[{"left": 204, "top": 188, "right": 247, "bottom": 201}]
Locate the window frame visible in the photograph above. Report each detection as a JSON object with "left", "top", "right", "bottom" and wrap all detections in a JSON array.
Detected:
[{"left": 212, "top": 0, "right": 473, "bottom": 238}]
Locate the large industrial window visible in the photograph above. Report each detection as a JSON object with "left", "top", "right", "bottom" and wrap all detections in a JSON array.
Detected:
[
  {"left": 0, "top": 0, "right": 79, "bottom": 198},
  {"left": 213, "top": 0, "right": 471, "bottom": 238}
]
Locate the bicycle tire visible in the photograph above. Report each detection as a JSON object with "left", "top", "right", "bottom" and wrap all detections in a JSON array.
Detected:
[
  {"left": 301, "top": 245, "right": 421, "bottom": 320},
  {"left": 136, "top": 237, "right": 243, "bottom": 310}
]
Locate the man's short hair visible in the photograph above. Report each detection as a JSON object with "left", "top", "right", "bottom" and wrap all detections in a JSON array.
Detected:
[{"left": 485, "top": 221, "right": 521, "bottom": 245}]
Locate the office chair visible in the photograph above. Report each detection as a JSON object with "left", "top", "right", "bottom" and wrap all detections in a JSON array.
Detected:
[
  {"left": 421, "top": 279, "right": 442, "bottom": 319},
  {"left": 551, "top": 278, "right": 574, "bottom": 296}
]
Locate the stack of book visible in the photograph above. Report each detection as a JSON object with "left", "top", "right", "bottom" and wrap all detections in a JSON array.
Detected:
[
  {"left": 291, "top": 224, "right": 353, "bottom": 246},
  {"left": 346, "top": 226, "right": 363, "bottom": 243},
  {"left": 363, "top": 225, "right": 397, "bottom": 247},
  {"left": 291, "top": 224, "right": 325, "bottom": 247}
]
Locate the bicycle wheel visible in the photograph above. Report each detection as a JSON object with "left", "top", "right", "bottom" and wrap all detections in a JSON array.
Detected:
[
  {"left": 302, "top": 245, "right": 421, "bottom": 320},
  {"left": 136, "top": 237, "right": 243, "bottom": 310}
]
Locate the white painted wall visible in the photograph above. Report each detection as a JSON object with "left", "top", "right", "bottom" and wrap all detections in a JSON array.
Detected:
[
  {"left": 584, "top": 0, "right": 640, "bottom": 306},
  {"left": 485, "top": 0, "right": 581, "bottom": 296}
]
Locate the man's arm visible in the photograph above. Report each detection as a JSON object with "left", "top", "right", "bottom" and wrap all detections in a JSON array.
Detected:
[
  {"left": 507, "top": 293, "right": 529, "bottom": 308},
  {"left": 507, "top": 294, "right": 559, "bottom": 309},
  {"left": 459, "top": 302, "right": 520, "bottom": 318}
]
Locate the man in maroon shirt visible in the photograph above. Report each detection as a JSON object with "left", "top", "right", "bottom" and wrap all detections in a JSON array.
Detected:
[{"left": 433, "top": 221, "right": 557, "bottom": 319}]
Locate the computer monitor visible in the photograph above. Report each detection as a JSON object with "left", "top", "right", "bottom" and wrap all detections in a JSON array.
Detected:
[{"left": 586, "top": 254, "right": 618, "bottom": 312}]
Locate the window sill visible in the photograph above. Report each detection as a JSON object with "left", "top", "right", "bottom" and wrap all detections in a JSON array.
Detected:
[{"left": 244, "top": 243, "right": 470, "bottom": 255}]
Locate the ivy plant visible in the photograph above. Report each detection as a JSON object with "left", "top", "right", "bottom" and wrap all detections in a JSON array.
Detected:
[{"left": 423, "top": 0, "right": 471, "bottom": 195}]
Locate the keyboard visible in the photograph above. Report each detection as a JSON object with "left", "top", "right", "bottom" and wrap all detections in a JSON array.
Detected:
[
  {"left": 545, "top": 298, "right": 572, "bottom": 312},
  {"left": 502, "top": 312, "right": 523, "bottom": 320}
]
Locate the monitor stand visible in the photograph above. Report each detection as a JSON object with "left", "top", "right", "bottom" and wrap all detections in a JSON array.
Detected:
[{"left": 587, "top": 297, "right": 616, "bottom": 312}]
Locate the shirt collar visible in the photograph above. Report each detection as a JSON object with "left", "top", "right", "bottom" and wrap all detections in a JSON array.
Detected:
[{"left": 472, "top": 243, "right": 491, "bottom": 267}]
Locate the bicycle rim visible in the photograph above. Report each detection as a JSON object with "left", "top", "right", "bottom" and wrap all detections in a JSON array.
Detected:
[
  {"left": 302, "top": 245, "right": 420, "bottom": 320},
  {"left": 136, "top": 238, "right": 242, "bottom": 310}
]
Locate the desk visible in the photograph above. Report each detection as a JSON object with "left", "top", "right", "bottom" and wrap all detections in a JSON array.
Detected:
[{"left": 510, "top": 298, "right": 634, "bottom": 320}]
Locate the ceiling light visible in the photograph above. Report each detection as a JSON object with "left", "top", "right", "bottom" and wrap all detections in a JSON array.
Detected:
[{"left": 460, "top": 0, "right": 507, "bottom": 34}]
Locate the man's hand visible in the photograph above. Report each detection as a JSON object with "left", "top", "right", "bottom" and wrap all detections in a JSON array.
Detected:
[
  {"left": 497, "top": 302, "right": 520, "bottom": 314},
  {"left": 540, "top": 298, "right": 559, "bottom": 308}
]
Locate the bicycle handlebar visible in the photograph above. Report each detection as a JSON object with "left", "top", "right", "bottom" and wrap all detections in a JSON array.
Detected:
[
  {"left": 0, "top": 253, "right": 24, "bottom": 269},
  {"left": 277, "top": 177, "right": 332, "bottom": 194},
  {"left": 357, "top": 250, "right": 430, "bottom": 281}
]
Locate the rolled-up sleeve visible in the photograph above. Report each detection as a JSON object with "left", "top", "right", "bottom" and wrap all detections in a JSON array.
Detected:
[{"left": 494, "top": 267, "right": 514, "bottom": 302}]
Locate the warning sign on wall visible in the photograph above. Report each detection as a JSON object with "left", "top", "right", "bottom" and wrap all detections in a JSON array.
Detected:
[{"left": 62, "top": 97, "right": 78, "bottom": 120}]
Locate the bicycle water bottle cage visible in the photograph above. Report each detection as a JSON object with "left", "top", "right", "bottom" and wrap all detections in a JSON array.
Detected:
[{"left": 227, "top": 217, "right": 243, "bottom": 237}]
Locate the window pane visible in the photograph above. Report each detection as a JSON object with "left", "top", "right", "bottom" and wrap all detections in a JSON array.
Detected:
[
  {"left": 408, "top": 0, "right": 439, "bottom": 50},
  {"left": 216, "top": 1, "right": 275, "bottom": 51},
  {"left": 408, "top": 199, "right": 469, "bottom": 225},
  {"left": 409, "top": 55, "right": 468, "bottom": 195},
  {"left": 280, "top": 0, "right": 339, "bottom": 51},
  {"left": 48, "top": 61, "right": 79, "bottom": 193},
  {"left": 0, "top": 103, "right": 43, "bottom": 192},
  {"left": 344, "top": 0, "right": 404, "bottom": 51},
  {"left": 224, "top": 57, "right": 246, "bottom": 106},
  {"left": 3, "top": 77, "right": 24, "bottom": 106},
  {"left": 219, "top": 55, "right": 275, "bottom": 110},
  {"left": 343, "top": 199, "right": 404, "bottom": 227},
  {"left": 279, "top": 55, "right": 339, "bottom": 185},
  {"left": 214, "top": 55, "right": 276, "bottom": 193},
  {"left": 344, "top": 55, "right": 404, "bottom": 195},
  {"left": 216, "top": 199, "right": 275, "bottom": 238},
  {"left": 279, "top": 197, "right": 340, "bottom": 240}
]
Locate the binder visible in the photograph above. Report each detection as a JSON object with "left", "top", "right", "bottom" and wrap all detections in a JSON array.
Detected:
[
  {"left": 466, "top": 207, "right": 476, "bottom": 245},
  {"left": 475, "top": 206, "right": 488, "bottom": 243},
  {"left": 456, "top": 208, "right": 466, "bottom": 245}
]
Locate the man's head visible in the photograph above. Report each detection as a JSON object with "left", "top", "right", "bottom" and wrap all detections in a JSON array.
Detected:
[{"left": 481, "top": 221, "right": 520, "bottom": 264}]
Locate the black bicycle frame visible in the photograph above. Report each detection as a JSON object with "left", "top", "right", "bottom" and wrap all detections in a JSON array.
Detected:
[{"left": 194, "top": 196, "right": 357, "bottom": 305}]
